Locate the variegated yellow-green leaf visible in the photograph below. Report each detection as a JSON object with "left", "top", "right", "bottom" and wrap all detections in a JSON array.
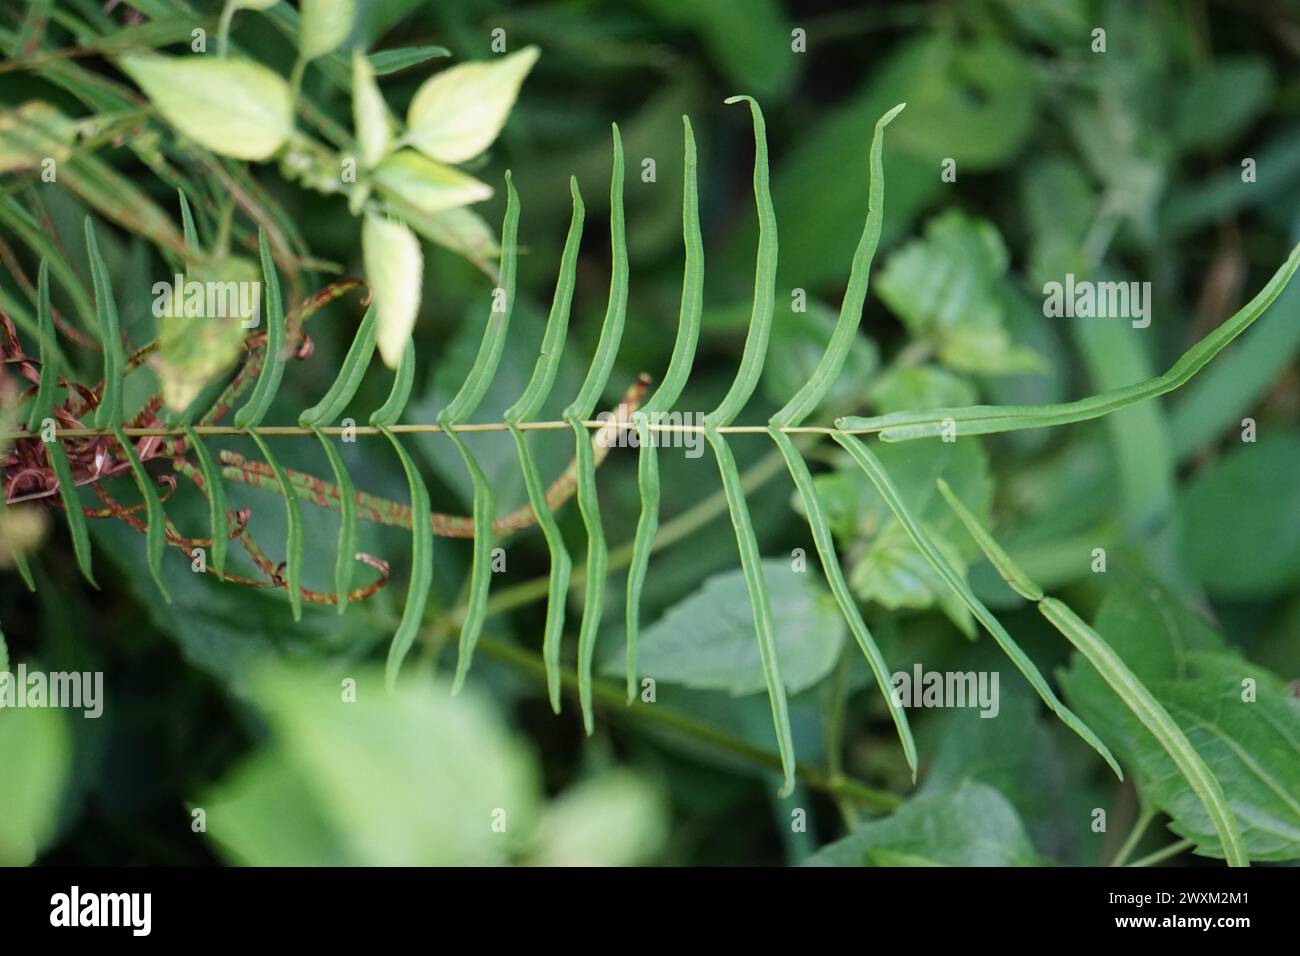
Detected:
[
  {"left": 362, "top": 214, "right": 423, "bottom": 367},
  {"left": 237, "top": 0, "right": 278, "bottom": 9},
  {"left": 0, "top": 101, "right": 76, "bottom": 172},
  {"left": 299, "top": 0, "right": 355, "bottom": 62},
  {"left": 405, "top": 46, "right": 539, "bottom": 164},
  {"left": 117, "top": 54, "right": 294, "bottom": 161},
  {"left": 352, "top": 49, "right": 392, "bottom": 168},
  {"left": 150, "top": 256, "right": 261, "bottom": 410},
  {"left": 372, "top": 150, "right": 492, "bottom": 216}
]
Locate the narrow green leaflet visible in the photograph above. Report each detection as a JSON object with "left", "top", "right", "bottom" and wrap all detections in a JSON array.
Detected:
[
  {"left": 831, "top": 432, "right": 1122, "bottom": 779},
  {"left": 438, "top": 173, "right": 520, "bottom": 425},
  {"left": 113, "top": 427, "right": 171, "bottom": 604},
  {"left": 501, "top": 178, "right": 584, "bottom": 709},
  {"left": 503, "top": 178, "right": 583, "bottom": 425},
  {"left": 705, "top": 430, "right": 796, "bottom": 797},
  {"left": 705, "top": 97, "right": 776, "bottom": 428},
  {"left": 1040, "top": 599, "right": 1248, "bottom": 867},
  {"left": 626, "top": 116, "right": 703, "bottom": 700},
  {"left": 379, "top": 429, "right": 434, "bottom": 691},
  {"left": 299, "top": 304, "right": 378, "bottom": 426},
  {"left": 770, "top": 102, "right": 903, "bottom": 427},
  {"left": 771, "top": 430, "right": 917, "bottom": 778},
  {"left": 177, "top": 187, "right": 200, "bottom": 250},
  {"left": 571, "top": 420, "right": 608, "bottom": 735},
  {"left": 562, "top": 126, "right": 627, "bottom": 423},
  {"left": 247, "top": 432, "right": 303, "bottom": 622},
  {"left": 446, "top": 430, "right": 495, "bottom": 695},
  {"left": 313, "top": 429, "right": 356, "bottom": 613},
  {"left": 839, "top": 242, "right": 1300, "bottom": 441},
  {"left": 935, "top": 479, "right": 1249, "bottom": 866},
  {"left": 507, "top": 424, "right": 571, "bottom": 712},
  {"left": 369, "top": 339, "right": 415, "bottom": 426},
  {"left": 44, "top": 440, "right": 95, "bottom": 586},
  {"left": 436, "top": 176, "right": 519, "bottom": 690},
  {"left": 85, "top": 219, "right": 123, "bottom": 429},
  {"left": 184, "top": 426, "right": 229, "bottom": 580},
  {"left": 562, "top": 128, "right": 626, "bottom": 732},
  {"left": 234, "top": 230, "right": 287, "bottom": 428},
  {"left": 369, "top": 46, "right": 451, "bottom": 76},
  {"left": 24, "top": 260, "right": 56, "bottom": 432}
]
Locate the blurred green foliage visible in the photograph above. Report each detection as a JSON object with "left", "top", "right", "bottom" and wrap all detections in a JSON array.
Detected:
[{"left": 2, "top": 0, "right": 1299, "bottom": 866}]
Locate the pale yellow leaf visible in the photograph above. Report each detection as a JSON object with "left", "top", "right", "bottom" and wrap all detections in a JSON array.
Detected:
[
  {"left": 118, "top": 54, "right": 294, "bottom": 161},
  {"left": 405, "top": 46, "right": 539, "bottom": 164},
  {"left": 363, "top": 215, "right": 423, "bottom": 367}
]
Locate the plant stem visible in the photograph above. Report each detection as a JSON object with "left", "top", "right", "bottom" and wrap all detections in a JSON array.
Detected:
[
  {"left": 1127, "top": 839, "right": 1194, "bottom": 868},
  {"left": 1110, "top": 806, "right": 1156, "bottom": 867},
  {"left": 476, "top": 634, "right": 902, "bottom": 813},
  {"left": 216, "top": 0, "right": 237, "bottom": 58}
]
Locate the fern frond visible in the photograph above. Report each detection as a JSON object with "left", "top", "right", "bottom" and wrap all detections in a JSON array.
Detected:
[{"left": 936, "top": 478, "right": 1249, "bottom": 866}]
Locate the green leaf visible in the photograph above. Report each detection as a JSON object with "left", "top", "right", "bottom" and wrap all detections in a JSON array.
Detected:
[
  {"left": 117, "top": 54, "right": 294, "bottom": 161},
  {"left": 562, "top": 126, "right": 627, "bottom": 422},
  {"left": 405, "top": 46, "right": 539, "bottom": 164},
  {"left": 1059, "top": 580, "right": 1297, "bottom": 862},
  {"left": 831, "top": 433, "right": 1122, "bottom": 779},
  {"left": 369, "top": 45, "right": 451, "bottom": 76},
  {"left": 313, "top": 430, "right": 357, "bottom": 614},
  {"left": 233, "top": 230, "right": 286, "bottom": 428},
  {"left": 298, "top": 0, "right": 356, "bottom": 61},
  {"left": 45, "top": 440, "right": 96, "bottom": 587},
  {"left": 806, "top": 781, "right": 1039, "bottom": 866},
  {"left": 1180, "top": 432, "right": 1300, "bottom": 597},
  {"left": 705, "top": 96, "right": 776, "bottom": 428},
  {"left": 154, "top": 254, "right": 260, "bottom": 411},
  {"left": 1172, "top": 58, "right": 1274, "bottom": 152},
  {"left": 24, "top": 260, "right": 56, "bottom": 433},
  {"left": 247, "top": 433, "right": 304, "bottom": 622},
  {"left": 0, "top": 101, "right": 76, "bottom": 173},
  {"left": 770, "top": 103, "right": 901, "bottom": 426},
  {"left": 626, "top": 116, "right": 703, "bottom": 701},
  {"left": 372, "top": 150, "right": 493, "bottom": 216},
  {"left": 184, "top": 427, "right": 229, "bottom": 580},
  {"left": 352, "top": 48, "right": 392, "bottom": 168},
  {"left": 379, "top": 428, "right": 433, "bottom": 690},
  {"left": 610, "top": 557, "right": 844, "bottom": 696},
  {"left": 876, "top": 209, "right": 1042, "bottom": 376},
  {"left": 369, "top": 338, "right": 415, "bottom": 426},
  {"left": 705, "top": 432, "right": 796, "bottom": 796},
  {"left": 770, "top": 430, "right": 917, "bottom": 776},
  {"left": 85, "top": 219, "right": 123, "bottom": 430},
  {"left": 363, "top": 214, "right": 423, "bottom": 367},
  {"left": 398, "top": 205, "right": 499, "bottom": 274},
  {"left": 840, "top": 243, "right": 1300, "bottom": 440},
  {"left": 0, "top": 705, "right": 72, "bottom": 866},
  {"left": 502, "top": 180, "right": 582, "bottom": 710},
  {"left": 114, "top": 427, "right": 171, "bottom": 603},
  {"left": 298, "top": 304, "right": 377, "bottom": 426},
  {"left": 868, "top": 364, "right": 977, "bottom": 416},
  {"left": 531, "top": 770, "right": 668, "bottom": 866},
  {"left": 200, "top": 665, "right": 538, "bottom": 865}
]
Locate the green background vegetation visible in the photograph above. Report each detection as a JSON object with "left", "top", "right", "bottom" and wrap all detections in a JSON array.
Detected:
[{"left": 2, "top": 0, "right": 1299, "bottom": 866}]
